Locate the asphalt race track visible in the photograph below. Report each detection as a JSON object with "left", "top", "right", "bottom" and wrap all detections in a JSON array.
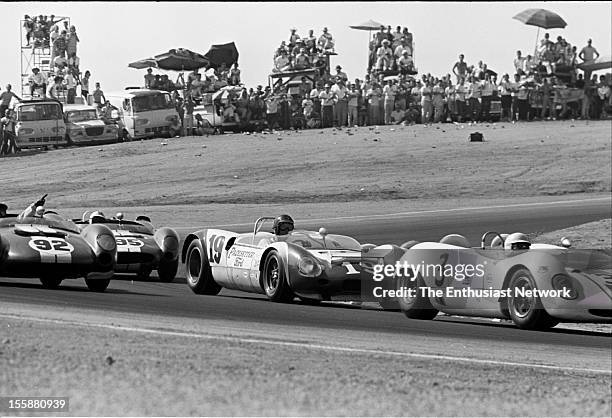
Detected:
[{"left": 1, "top": 197, "right": 611, "bottom": 373}]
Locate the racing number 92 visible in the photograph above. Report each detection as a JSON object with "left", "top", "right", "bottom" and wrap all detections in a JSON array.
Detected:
[
  {"left": 208, "top": 234, "right": 225, "bottom": 264},
  {"left": 32, "top": 238, "right": 71, "bottom": 252}
]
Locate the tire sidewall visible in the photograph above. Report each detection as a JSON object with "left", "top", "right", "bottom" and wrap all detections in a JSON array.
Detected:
[{"left": 507, "top": 268, "right": 555, "bottom": 329}]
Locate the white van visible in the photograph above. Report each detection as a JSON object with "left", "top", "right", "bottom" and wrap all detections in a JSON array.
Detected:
[
  {"left": 13, "top": 99, "right": 67, "bottom": 149},
  {"left": 105, "top": 89, "right": 180, "bottom": 140}
]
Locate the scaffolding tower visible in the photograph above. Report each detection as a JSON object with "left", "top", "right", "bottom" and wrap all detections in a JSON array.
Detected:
[{"left": 20, "top": 16, "right": 70, "bottom": 100}]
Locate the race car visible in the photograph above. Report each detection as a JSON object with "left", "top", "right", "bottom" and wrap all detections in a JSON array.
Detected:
[
  {"left": 363, "top": 231, "right": 612, "bottom": 330},
  {"left": 74, "top": 212, "right": 180, "bottom": 282},
  {"left": 0, "top": 196, "right": 117, "bottom": 291},
  {"left": 182, "top": 215, "right": 363, "bottom": 303}
]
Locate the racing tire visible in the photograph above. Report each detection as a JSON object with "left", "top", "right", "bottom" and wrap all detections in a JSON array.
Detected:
[
  {"left": 185, "top": 239, "right": 221, "bottom": 295},
  {"left": 158, "top": 259, "right": 179, "bottom": 283},
  {"left": 85, "top": 278, "right": 110, "bottom": 292},
  {"left": 397, "top": 274, "right": 439, "bottom": 320},
  {"left": 262, "top": 250, "right": 294, "bottom": 303},
  {"left": 507, "top": 268, "right": 559, "bottom": 330},
  {"left": 40, "top": 277, "right": 63, "bottom": 289}
]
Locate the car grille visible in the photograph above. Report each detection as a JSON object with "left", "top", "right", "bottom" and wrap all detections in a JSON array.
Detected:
[
  {"left": 117, "top": 252, "right": 155, "bottom": 264},
  {"left": 26, "top": 136, "right": 63, "bottom": 143},
  {"left": 86, "top": 126, "right": 105, "bottom": 136}
]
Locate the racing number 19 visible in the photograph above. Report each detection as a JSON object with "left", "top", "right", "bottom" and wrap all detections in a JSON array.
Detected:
[{"left": 208, "top": 235, "right": 225, "bottom": 264}]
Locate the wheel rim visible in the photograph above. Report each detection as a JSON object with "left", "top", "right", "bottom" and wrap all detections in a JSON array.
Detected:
[
  {"left": 187, "top": 247, "right": 202, "bottom": 285},
  {"left": 264, "top": 257, "right": 280, "bottom": 295},
  {"left": 397, "top": 275, "right": 417, "bottom": 305},
  {"left": 511, "top": 276, "right": 535, "bottom": 318}
]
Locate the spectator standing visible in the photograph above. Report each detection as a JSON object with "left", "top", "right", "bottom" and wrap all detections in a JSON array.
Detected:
[
  {"left": 48, "top": 76, "right": 64, "bottom": 100},
  {"left": 466, "top": 76, "right": 481, "bottom": 121},
  {"left": 0, "top": 85, "right": 21, "bottom": 117},
  {"left": 80, "top": 70, "right": 90, "bottom": 99},
  {"left": 445, "top": 81, "right": 457, "bottom": 121},
  {"left": 452, "top": 54, "right": 468, "bottom": 83},
  {"left": 279, "top": 93, "right": 291, "bottom": 129},
  {"left": 319, "top": 84, "right": 335, "bottom": 128},
  {"left": 383, "top": 80, "right": 397, "bottom": 124},
  {"left": 540, "top": 77, "right": 552, "bottom": 120},
  {"left": 347, "top": 83, "right": 359, "bottom": 126},
  {"left": 431, "top": 80, "right": 445, "bottom": 123},
  {"left": 229, "top": 64, "right": 241, "bottom": 85},
  {"left": 265, "top": 94, "right": 280, "bottom": 129},
  {"left": 288, "top": 28, "right": 300, "bottom": 48},
  {"left": 420, "top": 80, "right": 433, "bottom": 123},
  {"left": 335, "top": 66, "right": 348, "bottom": 82},
  {"left": 513, "top": 51, "right": 526, "bottom": 76},
  {"left": 305, "top": 30, "right": 317, "bottom": 53},
  {"left": 579, "top": 39, "right": 600, "bottom": 81},
  {"left": 332, "top": 80, "right": 348, "bottom": 127},
  {"left": 66, "top": 25, "right": 79, "bottom": 57},
  {"left": 317, "top": 27, "right": 334, "bottom": 52},
  {"left": 454, "top": 78, "right": 467, "bottom": 122},
  {"left": 498, "top": 74, "right": 513, "bottom": 122},
  {"left": 0, "top": 109, "right": 17, "bottom": 156},
  {"left": 480, "top": 74, "right": 494, "bottom": 121},
  {"left": 309, "top": 83, "right": 322, "bottom": 116},
  {"left": 515, "top": 77, "right": 530, "bottom": 121},
  {"left": 93, "top": 82, "right": 106, "bottom": 107},
  {"left": 53, "top": 30, "right": 67, "bottom": 60},
  {"left": 144, "top": 68, "right": 155, "bottom": 89},
  {"left": 367, "top": 82, "right": 382, "bottom": 125},
  {"left": 65, "top": 71, "right": 77, "bottom": 104}
]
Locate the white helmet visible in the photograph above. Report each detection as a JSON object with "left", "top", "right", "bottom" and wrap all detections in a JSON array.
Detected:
[
  {"left": 504, "top": 232, "right": 531, "bottom": 250},
  {"left": 491, "top": 233, "right": 509, "bottom": 249},
  {"left": 89, "top": 211, "right": 106, "bottom": 223}
]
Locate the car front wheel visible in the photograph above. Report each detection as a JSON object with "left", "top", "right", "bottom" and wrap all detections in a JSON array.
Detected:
[
  {"left": 262, "top": 251, "right": 294, "bottom": 303},
  {"left": 507, "top": 268, "right": 559, "bottom": 330},
  {"left": 185, "top": 240, "right": 221, "bottom": 295}
]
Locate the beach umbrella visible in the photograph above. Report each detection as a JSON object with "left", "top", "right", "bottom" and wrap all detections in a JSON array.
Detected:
[
  {"left": 154, "top": 48, "right": 209, "bottom": 71},
  {"left": 350, "top": 19, "right": 385, "bottom": 71},
  {"left": 128, "top": 58, "right": 157, "bottom": 69},
  {"left": 204, "top": 42, "right": 240, "bottom": 69},
  {"left": 513, "top": 9, "right": 567, "bottom": 55}
]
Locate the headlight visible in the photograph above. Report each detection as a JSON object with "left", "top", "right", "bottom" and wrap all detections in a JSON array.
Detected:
[
  {"left": 551, "top": 274, "right": 579, "bottom": 300},
  {"left": 163, "top": 236, "right": 179, "bottom": 253},
  {"left": 135, "top": 118, "right": 149, "bottom": 126},
  {"left": 97, "top": 234, "right": 116, "bottom": 252},
  {"left": 298, "top": 257, "right": 322, "bottom": 277},
  {"left": 18, "top": 128, "right": 34, "bottom": 135}
]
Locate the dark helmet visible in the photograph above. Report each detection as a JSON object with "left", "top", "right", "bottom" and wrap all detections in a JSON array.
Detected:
[{"left": 273, "top": 214, "right": 294, "bottom": 235}]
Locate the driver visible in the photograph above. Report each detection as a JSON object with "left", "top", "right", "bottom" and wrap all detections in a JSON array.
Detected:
[
  {"left": 17, "top": 195, "right": 46, "bottom": 220},
  {"left": 0, "top": 203, "right": 7, "bottom": 217},
  {"left": 273, "top": 214, "right": 294, "bottom": 236},
  {"left": 89, "top": 211, "right": 106, "bottom": 223},
  {"left": 504, "top": 232, "right": 531, "bottom": 250}
]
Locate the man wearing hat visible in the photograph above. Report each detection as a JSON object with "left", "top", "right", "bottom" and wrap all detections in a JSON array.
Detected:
[
  {"left": 335, "top": 65, "right": 348, "bottom": 83},
  {"left": 318, "top": 27, "right": 334, "bottom": 52},
  {"left": 376, "top": 40, "right": 393, "bottom": 71},
  {"left": 318, "top": 84, "right": 335, "bottom": 128},
  {"left": 28, "top": 68, "right": 47, "bottom": 97}
]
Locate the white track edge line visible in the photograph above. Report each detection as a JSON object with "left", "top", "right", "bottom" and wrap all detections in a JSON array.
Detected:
[
  {"left": 171, "top": 197, "right": 612, "bottom": 230},
  {"left": 1, "top": 313, "right": 609, "bottom": 375}
]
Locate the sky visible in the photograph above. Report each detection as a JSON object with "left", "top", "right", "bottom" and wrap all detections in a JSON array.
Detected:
[{"left": 0, "top": 1, "right": 610, "bottom": 95}]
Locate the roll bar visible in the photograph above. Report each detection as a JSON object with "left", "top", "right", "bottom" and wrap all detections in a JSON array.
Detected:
[{"left": 481, "top": 231, "right": 505, "bottom": 249}]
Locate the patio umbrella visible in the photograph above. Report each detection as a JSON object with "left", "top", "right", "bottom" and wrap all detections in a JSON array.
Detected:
[
  {"left": 350, "top": 19, "right": 385, "bottom": 71},
  {"left": 204, "top": 42, "right": 240, "bottom": 69},
  {"left": 513, "top": 9, "right": 567, "bottom": 55},
  {"left": 154, "top": 48, "right": 209, "bottom": 71},
  {"left": 128, "top": 58, "right": 157, "bottom": 69}
]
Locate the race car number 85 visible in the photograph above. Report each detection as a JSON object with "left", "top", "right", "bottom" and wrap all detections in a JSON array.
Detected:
[
  {"left": 208, "top": 234, "right": 225, "bottom": 264},
  {"left": 116, "top": 238, "right": 143, "bottom": 247},
  {"left": 29, "top": 238, "right": 74, "bottom": 253}
]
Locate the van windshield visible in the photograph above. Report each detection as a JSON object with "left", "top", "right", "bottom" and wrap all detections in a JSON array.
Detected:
[
  {"left": 132, "top": 93, "right": 173, "bottom": 113},
  {"left": 17, "top": 103, "right": 62, "bottom": 121},
  {"left": 66, "top": 109, "right": 98, "bottom": 123}
]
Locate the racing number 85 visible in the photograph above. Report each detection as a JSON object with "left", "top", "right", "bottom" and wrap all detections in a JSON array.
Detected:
[{"left": 208, "top": 235, "right": 225, "bottom": 264}]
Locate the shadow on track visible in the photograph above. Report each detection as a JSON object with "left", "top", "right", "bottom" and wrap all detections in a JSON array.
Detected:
[{"left": 0, "top": 280, "right": 169, "bottom": 297}]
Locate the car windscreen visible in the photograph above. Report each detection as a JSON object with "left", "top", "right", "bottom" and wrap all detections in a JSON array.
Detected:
[
  {"left": 132, "top": 93, "right": 173, "bottom": 113},
  {"left": 17, "top": 103, "right": 62, "bottom": 121},
  {"left": 66, "top": 109, "right": 98, "bottom": 123},
  {"left": 100, "top": 221, "right": 153, "bottom": 235},
  {"left": 0, "top": 216, "right": 80, "bottom": 234},
  {"left": 287, "top": 231, "right": 361, "bottom": 250}
]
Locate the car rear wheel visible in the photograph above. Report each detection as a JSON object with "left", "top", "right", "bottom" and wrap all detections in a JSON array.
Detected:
[
  {"left": 158, "top": 259, "right": 178, "bottom": 283},
  {"left": 507, "top": 268, "right": 559, "bottom": 330},
  {"left": 40, "top": 277, "right": 62, "bottom": 289},
  {"left": 85, "top": 278, "right": 110, "bottom": 292},
  {"left": 262, "top": 251, "right": 294, "bottom": 303},
  {"left": 185, "top": 240, "right": 221, "bottom": 295},
  {"left": 397, "top": 274, "right": 439, "bottom": 320}
]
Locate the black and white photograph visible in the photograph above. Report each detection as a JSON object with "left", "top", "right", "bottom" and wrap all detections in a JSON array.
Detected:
[{"left": 0, "top": 1, "right": 611, "bottom": 416}]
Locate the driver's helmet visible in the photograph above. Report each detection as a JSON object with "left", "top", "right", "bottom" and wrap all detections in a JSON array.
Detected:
[
  {"left": 89, "top": 211, "right": 106, "bottom": 223},
  {"left": 35, "top": 206, "right": 45, "bottom": 217},
  {"left": 273, "top": 214, "right": 294, "bottom": 235},
  {"left": 504, "top": 232, "right": 531, "bottom": 250}
]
